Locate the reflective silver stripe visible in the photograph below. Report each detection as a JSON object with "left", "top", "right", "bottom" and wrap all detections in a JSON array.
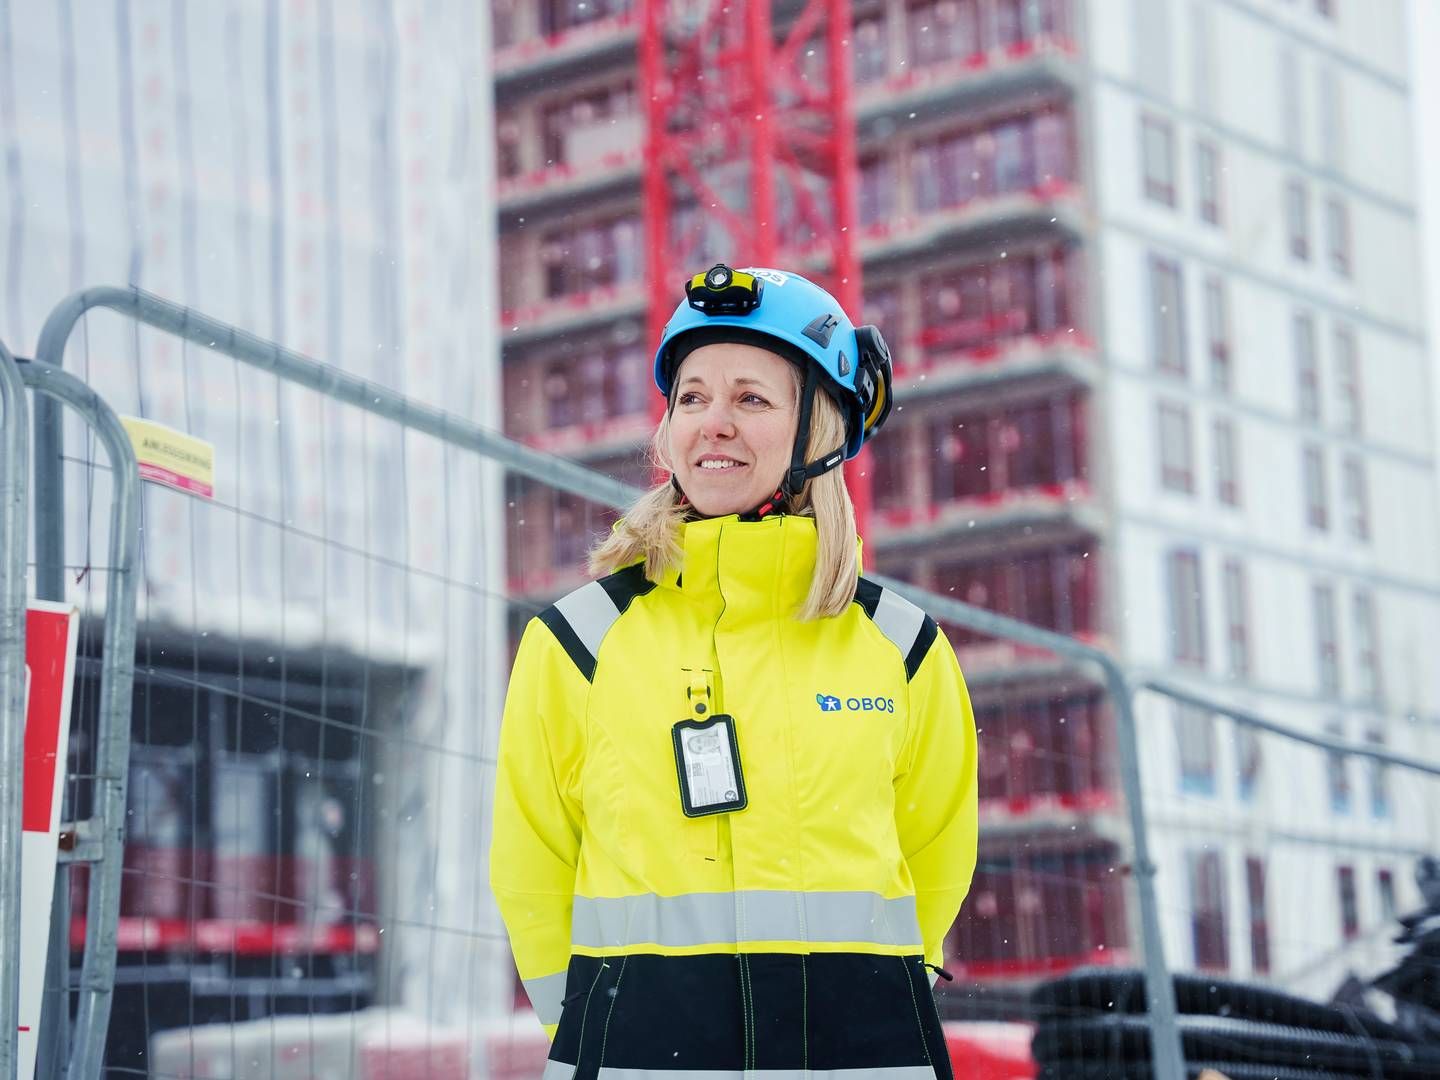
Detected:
[
  {"left": 598, "top": 1068, "right": 939, "bottom": 1079},
  {"left": 571, "top": 891, "right": 921, "bottom": 950},
  {"left": 872, "top": 587, "right": 926, "bottom": 659},
  {"left": 543, "top": 1061, "right": 577, "bottom": 1080},
  {"left": 554, "top": 580, "right": 622, "bottom": 661},
  {"left": 523, "top": 969, "right": 569, "bottom": 1026}
]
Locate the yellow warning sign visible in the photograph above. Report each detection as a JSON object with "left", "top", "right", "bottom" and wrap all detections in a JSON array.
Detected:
[{"left": 120, "top": 417, "right": 215, "bottom": 500}]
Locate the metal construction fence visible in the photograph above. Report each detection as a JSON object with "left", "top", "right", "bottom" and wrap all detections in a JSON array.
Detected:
[{"left": 0, "top": 286, "right": 1437, "bottom": 1080}]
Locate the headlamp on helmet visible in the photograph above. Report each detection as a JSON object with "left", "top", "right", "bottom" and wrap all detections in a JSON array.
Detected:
[{"left": 685, "top": 264, "right": 764, "bottom": 316}]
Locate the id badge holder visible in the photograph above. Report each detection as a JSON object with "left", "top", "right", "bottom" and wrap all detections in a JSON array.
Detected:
[{"left": 672, "top": 714, "right": 747, "bottom": 817}]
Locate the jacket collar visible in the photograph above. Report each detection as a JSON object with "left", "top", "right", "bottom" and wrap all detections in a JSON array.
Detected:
[{"left": 656, "top": 514, "right": 861, "bottom": 617}]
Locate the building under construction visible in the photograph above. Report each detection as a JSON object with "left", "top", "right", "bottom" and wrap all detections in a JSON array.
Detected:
[{"left": 492, "top": 0, "right": 1438, "bottom": 1013}]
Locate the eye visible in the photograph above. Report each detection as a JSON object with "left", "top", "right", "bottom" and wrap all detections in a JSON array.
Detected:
[
  {"left": 677, "top": 391, "right": 703, "bottom": 406},
  {"left": 741, "top": 392, "right": 770, "bottom": 406}
]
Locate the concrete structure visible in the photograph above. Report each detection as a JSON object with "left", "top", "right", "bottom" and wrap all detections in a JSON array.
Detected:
[{"left": 492, "top": 0, "right": 1439, "bottom": 1007}]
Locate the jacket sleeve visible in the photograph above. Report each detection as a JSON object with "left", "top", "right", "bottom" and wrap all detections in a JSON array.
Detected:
[
  {"left": 894, "top": 624, "right": 979, "bottom": 977},
  {"left": 490, "top": 617, "right": 589, "bottom": 1039}
]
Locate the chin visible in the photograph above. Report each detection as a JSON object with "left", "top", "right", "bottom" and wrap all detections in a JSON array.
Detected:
[{"left": 686, "top": 488, "right": 757, "bottom": 518}]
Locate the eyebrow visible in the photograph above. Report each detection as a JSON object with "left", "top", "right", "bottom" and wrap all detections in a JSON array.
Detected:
[{"left": 677, "top": 375, "right": 773, "bottom": 389}]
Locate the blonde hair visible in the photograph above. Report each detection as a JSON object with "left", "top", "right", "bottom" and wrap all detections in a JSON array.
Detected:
[{"left": 588, "top": 370, "right": 859, "bottom": 621}]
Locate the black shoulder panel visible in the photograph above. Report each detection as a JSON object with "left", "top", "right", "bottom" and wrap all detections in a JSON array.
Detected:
[
  {"left": 852, "top": 577, "right": 883, "bottom": 620},
  {"left": 537, "top": 605, "right": 597, "bottom": 683},
  {"left": 596, "top": 562, "right": 657, "bottom": 616},
  {"left": 905, "top": 616, "right": 939, "bottom": 682},
  {"left": 852, "top": 576, "right": 936, "bottom": 683}
]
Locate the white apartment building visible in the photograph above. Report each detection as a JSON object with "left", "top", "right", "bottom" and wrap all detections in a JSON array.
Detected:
[{"left": 1086, "top": 0, "right": 1440, "bottom": 996}]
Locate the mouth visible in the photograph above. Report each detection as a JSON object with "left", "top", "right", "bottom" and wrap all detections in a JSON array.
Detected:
[{"left": 695, "top": 457, "right": 747, "bottom": 473}]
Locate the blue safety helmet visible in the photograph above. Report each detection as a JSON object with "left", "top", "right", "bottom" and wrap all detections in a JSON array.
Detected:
[{"left": 653, "top": 264, "right": 894, "bottom": 498}]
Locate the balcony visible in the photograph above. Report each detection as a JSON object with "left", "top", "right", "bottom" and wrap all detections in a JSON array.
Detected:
[
  {"left": 854, "top": 35, "right": 1081, "bottom": 140},
  {"left": 870, "top": 482, "right": 1101, "bottom": 552},
  {"left": 945, "top": 836, "right": 1131, "bottom": 984},
  {"left": 498, "top": 147, "right": 643, "bottom": 224},
  {"left": 859, "top": 182, "right": 1086, "bottom": 270},
  {"left": 521, "top": 410, "right": 654, "bottom": 462},
  {"left": 502, "top": 279, "right": 647, "bottom": 347},
  {"left": 494, "top": 11, "right": 639, "bottom": 99},
  {"left": 893, "top": 331, "right": 1097, "bottom": 407}
]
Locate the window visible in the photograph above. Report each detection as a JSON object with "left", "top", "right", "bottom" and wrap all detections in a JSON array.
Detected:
[
  {"left": 1246, "top": 856, "right": 1270, "bottom": 974},
  {"left": 1318, "top": 64, "right": 1344, "bottom": 169},
  {"left": 1326, "top": 196, "right": 1352, "bottom": 276},
  {"left": 859, "top": 154, "right": 897, "bottom": 228},
  {"left": 993, "top": 118, "right": 1036, "bottom": 194},
  {"left": 1341, "top": 456, "right": 1370, "bottom": 542},
  {"left": 871, "top": 429, "right": 912, "bottom": 512},
  {"left": 1168, "top": 549, "right": 1207, "bottom": 667},
  {"left": 1286, "top": 179, "right": 1310, "bottom": 261},
  {"left": 1222, "top": 558, "right": 1249, "bottom": 678},
  {"left": 1236, "top": 723, "right": 1262, "bottom": 801},
  {"left": 863, "top": 285, "right": 903, "bottom": 346},
  {"left": 1141, "top": 115, "right": 1177, "bottom": 206},
  {"left": 540, "top": 214, "right": 642, "bottom": 299},
  {"left": 1353, "top": 590, "right": 1381, "bottom": 703},
  {"left": 1294, "top": 312, "right": 1320, "bottom": 423},
  {"left": 907, "top": 0, "right": 980, "bottom": 68},
  {"left": 1189, "top": 850, "right": 1229, "bottom": 970},
  {"left": 1303, "top": 445, "right": 1328, "bottom": 531},
  {"left": 1176, "top": 704, "right": 1217, "bottom": 795},
  {"left": 1324, "top": 716, "right": 1350, "bottom": 812},
  {"left": 1334, "top": 325, "right": 1363, "bottom": 434},
  {"left": 1196, "top": 139, "right": 1222, "bottom": 225},
  {"left": 1280, "top": 47, "right": 1302, "bottom": 154},
  {"left": 1033, "top": 110, "right": 1074, "bottom": 188},
  {"left": 1214, "top": 418, "right": 1240, "bottom": 507},
  {"left": 540, "top": 81, "right": 636, "bottom": 167},
  {"left": 540, "top": 0, "right": 633, "bottom": 35},
  {"left": 1150, "top": 256, "right": 1187, "bottom": 375},
  {"left": 918, "top": 246, "right": 1076, "bottom": 353},
  {"left": 1158, "top": 402, "right": 1195, "bottom": 493},
  {"left": 1378, "top": 869, "right": 1396, "bottom": 921},
  {"left": 1314, "top": 584, "right": 1340, "bottom": 695},
  {"left": 1204, "top": 275, "right": 1231, "bottom": 393},
  {"left": 1337, "top": 865, "right": 1359, "bottom": 940},
  {"left": 853, "top": 13, "right": 889, "bottom": 83},
  {"left": 1365, "top": 724, "right": 1390, "bottom": 818}
]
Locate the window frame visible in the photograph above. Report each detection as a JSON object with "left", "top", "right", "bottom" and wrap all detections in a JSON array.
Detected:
[
  {"left": 1158, "top": 401, "right": 1196, "bottom": 494},
  {"left": 1141, "top": 113, "right": 1178, "bottom": 207},
  {"left": 1303, "top": 444, "right": 1329, "bottom": 531},
  {"left": 1286, "top": 178, "right": 1311, "bottom": 262},
  {"left": 1150, "top": 255, "right": 1188, "bottom": 376},
  {"left": 1167, "top": 548, "right": 1207, "bottom": 667},
  {"left": 1196, "top": 138, "right": 1222, "bottom": 225},
  {"left": 1214, "top": 417, "right": 1241, "bottom": 508}
]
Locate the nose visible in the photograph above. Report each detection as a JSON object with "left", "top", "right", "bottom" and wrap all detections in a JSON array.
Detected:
[{"left": 698, "top": 400, "right": 737, "bottom": 441}]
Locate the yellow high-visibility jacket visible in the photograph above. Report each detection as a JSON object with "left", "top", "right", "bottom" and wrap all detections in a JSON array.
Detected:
[{"left": 491, "top": 513, "right": 978, "bottom": 1078}]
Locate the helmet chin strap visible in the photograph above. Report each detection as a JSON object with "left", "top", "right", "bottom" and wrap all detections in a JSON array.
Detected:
[{"left": 781, "top": 366, "right": 847, "bottom": 499}]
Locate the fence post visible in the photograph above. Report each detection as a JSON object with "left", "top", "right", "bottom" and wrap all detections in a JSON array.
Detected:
[
  {"left": 14, "top": 361, "right": 140, "bottom": 1080},
  {"left": 1103, "top": 667, "right": 1187, "bottom": 1080},
  {"left": 31, "top": 377, "right": 68, "bottom": 1080},
  {"left": 0, "top": 342, "right": 30, "bottom": 1080}
]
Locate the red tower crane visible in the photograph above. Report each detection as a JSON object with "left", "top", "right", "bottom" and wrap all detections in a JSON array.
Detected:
[{"left": 639, "top": 0, "right": 874, "bottom": 536}]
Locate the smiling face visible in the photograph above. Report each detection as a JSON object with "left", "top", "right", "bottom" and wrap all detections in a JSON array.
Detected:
[{"left": 665, "top": 341, "right": 800, "bottom": 518}]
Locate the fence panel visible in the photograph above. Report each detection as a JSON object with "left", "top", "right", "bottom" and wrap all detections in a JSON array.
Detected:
[
  {"left": 25, "top": 287, "right": 641, "bottom": 1079},
  {"left": 13, "top": 285, "right": 1439, "bottom": 1080},
  {"left": 1, "top": 342, "right": 31, "bottom": 1080}
]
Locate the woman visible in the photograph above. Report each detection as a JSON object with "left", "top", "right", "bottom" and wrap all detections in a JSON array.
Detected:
[{"left": 492, "top": 265, "right": 978, "bottom": 1079}]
